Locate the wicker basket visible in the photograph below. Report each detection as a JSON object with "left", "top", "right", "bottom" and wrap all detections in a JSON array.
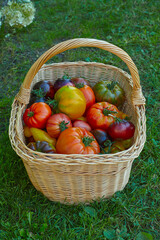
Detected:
[{"left": 9, "top": 38, "right": 146, "bottom": 204}]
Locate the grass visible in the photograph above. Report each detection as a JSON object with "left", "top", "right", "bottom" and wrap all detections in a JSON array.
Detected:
[{"left": 0, "top": 0, "right": 160, "bottom": 239}]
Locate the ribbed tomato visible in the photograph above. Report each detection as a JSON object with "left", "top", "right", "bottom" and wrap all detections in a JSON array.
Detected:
[
  {"left": 23, "top": 102, "right": 52, "bottom": 129},
  {"left": 93, "top": 80, "right": 125, "bottom": 107},
  {"left": 54, "top": 85, "right": 86, "bottom": 120},
  {"left": 86, "top": 102, "right": 123, "bottom": 130},
  {"left": 27, "top": 141, "right": 56, "bottom": 153},
  {"left": 56, "top": 127, "right": 100, "bottom": 154},
  {"left": 46, "top": 113, "right": 72, "bottom": 138}
]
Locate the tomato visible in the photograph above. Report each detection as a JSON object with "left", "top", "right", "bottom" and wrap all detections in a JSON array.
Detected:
[
  {"left": 70, "top": 77, "right": 90, "bottom": 86},
  {"left": 32, "top": 80, "right": 54, "bottom": 99},
  {"left": 46, "top": 113, "right": 72, "bottom": 138},
  {"left": 28, "top": 80, "right": 55, "bottom": 107},
  {"left": 30, "top": 128, "right": 56, "bottom": 146},
  {"left": 102, "top": 138, "right": 133, "bottom": 154},
  {"left": 102, "top": 141, "right": 125, "bottom": 154},
  {"left": 108, "top": 120, "right": 135, "bottom": 140},
  {"left": 75, "top": 83, "right": 95, "bottom": 110},
  {"left": 53, "top": 75, "right": 74, "bottom": 93},
  {"left": 91, "top": 129, "right": 110, "bottom": 146},
  {"left": 54, "top": 85, "right": 86, "bottom": 120},
  {"left": 27, "top": 141, "right": 56, "bottom": 153},
  {"left": 56, "top": 127, "right": 100, "bottom": 154},
  {"left": 86, "top": 102, "right": 123, "bottom": 130},
  {"left": 110, "top": 142, "right": 125, "bottom": 153},
  {"left": 23, "top": 102, "right": 52, "bottom": 129},
  {"left": 23, "top": 125, "right": 32, "bottom": 137},
  {"left": 93, "top": 80, "right": 125, "bottom": 107},
  {"left": 73, "top": 120, "right": 91, "bottom": 131},
  {"left": 120, "top": 138, "right": 133, "bottom": 149}
]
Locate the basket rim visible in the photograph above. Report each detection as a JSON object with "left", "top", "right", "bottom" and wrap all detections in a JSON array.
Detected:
[
  {"left": 11, "top": 134, "right": 145, "bottom": 165},
  {"left": 36, "top": 61, "right": 133, "bottom": 85}
]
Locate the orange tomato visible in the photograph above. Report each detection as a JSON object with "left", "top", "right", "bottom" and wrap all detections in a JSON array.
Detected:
[
  {"left": 56, "top": 127, "right": 100, "bottom": 154},
  {"left": 86, "top": 102, "right": 121, "bottom": 130}
]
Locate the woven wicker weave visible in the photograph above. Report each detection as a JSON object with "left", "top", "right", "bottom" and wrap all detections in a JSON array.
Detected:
[{"left": 9, "top": 38, "right": 146, "bottom": 204}]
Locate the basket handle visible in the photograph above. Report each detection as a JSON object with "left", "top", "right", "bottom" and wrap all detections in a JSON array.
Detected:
[{"left": 16, "top": 38, "right": 145, "bottom": 106}]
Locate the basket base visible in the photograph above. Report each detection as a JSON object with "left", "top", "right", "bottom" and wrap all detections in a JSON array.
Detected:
[{"left": 23, "top": 160, "right": 132, "bottom": 204}]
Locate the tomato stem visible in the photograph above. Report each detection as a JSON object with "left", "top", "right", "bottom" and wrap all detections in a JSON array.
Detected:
[
  {"left": 32, "top": 88, "right": 45, "bottom": 98},
  {"left": 75, "top": 83, "right": 84, "bottom": 89},
  {"left": 62, "top": 73, "right": 70, "bottom": 80},
  {"left": 59, "top": 121, "right": 69, "bottom": 132},
  {"left": 46, "top": 99, "right": 58, "bottom": 109},
  {"left": 103, "top": 108, "right": 118, "bottom": 116},
  {"left": 124, "top": 116, "right": 132, "bottom": 121},
  {"left": 82, "top": 136, "right": 94, "bottom": 147},
  {"left": 27, "top": 111, "right": 34, "bottom": 117},
  {"left": 106, "top": 81, "right": 117, "bottom": 90},
  {"left": 101, "top": 140, "right": 114, "bottom": 154},
  {"left": 108, "top": 114, "right": 123, "bottom": 122}
]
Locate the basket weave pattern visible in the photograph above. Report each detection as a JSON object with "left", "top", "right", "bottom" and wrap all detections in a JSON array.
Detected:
[{"left": 9, "top": 39, "right": 146, "bottom": 203}]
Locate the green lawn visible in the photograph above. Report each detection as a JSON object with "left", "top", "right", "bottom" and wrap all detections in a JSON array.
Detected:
[{"left": 0, "top": 0, "right": 160, "bottom": 239}]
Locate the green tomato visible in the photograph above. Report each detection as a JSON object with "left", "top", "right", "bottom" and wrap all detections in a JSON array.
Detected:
[
  {"left": 93, "top": 80, "right": 125, "bottom": 107},
  {"left": 102, "top": 138, "right": 133, "bottom": 154}
]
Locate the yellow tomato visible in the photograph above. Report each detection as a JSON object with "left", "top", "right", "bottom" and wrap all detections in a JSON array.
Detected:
[
  {"left": 30, "top": 128, "right": 56, "bottom": 146},
  {"left": 54, "top": 85, "right": 86, "bottom": 120},
  {"left": 24, "top": 125, "right": 32, "bottom": 137}
]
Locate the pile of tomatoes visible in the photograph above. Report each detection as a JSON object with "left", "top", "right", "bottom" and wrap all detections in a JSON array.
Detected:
[{"left": 23, "top": 75, "right": 135, "bottom": 154}]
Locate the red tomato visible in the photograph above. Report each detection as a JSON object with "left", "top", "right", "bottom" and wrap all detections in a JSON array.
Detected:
[
  {"left": 70, "top": 77, "right": 90, "bottom": 86},
  {"left": 23, "top": 102, "right": 52, "bottom": 129},
  {"left": 73, "top": 120, "right": 91, "bottom": 131},
  {"left": 56, "top": 127, "right": 100, "bottom": 154},
  {"left": 75, "top": 83, "right": 95, "bottom": 109},
  {"left": 108, "top": 120, "right": 135, "bottom": 140},
  {"left": 86, "top": 102, "right": 122, "bottom": 130},
  {"left": 46, "top": 113, "right": 72, "bottom": 138}
]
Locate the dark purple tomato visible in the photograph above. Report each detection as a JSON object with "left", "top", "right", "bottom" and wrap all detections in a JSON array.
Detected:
[
  {"left": 32, "top": 80, "right": 54, "bottom": 99},
  {"left": 90, "top": 129, "right": 110, "bottom": 146},
  {"left": 108, "top": 120, "right": 135, "bottom": 140},
  {"left": 53, "top": 76, "right": 74, "bottom": 93},
  {"left": 27, "top": 141, "right": 56, "bottom": 153}
]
